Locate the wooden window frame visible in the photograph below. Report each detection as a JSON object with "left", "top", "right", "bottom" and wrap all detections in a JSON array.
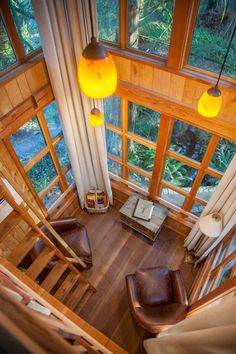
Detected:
[
  {"left": 0, "top": 0, "right": 42, "bottom": 77},
  {"left": 4, "top": 100, "right": 73, "bottom": 216},
  {"left": 105, "top": 94, "right": 233, "bottom": 220},
  {"left": 189, "top": 225, "right": 236, "bottom": 309},
  {"left": 98, "top": 0, "right": 236, "bottom": 87}
]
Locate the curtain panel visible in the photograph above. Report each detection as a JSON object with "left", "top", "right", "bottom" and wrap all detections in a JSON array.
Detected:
[
  {"left": 32, "top": 0, "right": 112, "bottom": 207},
  {"left": 185, "top": 155, "right": 236, "bottom": 261}
]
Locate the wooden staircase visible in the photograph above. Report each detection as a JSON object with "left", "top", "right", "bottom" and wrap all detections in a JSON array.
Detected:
[{"left": 5, "top": 228, "right": 94, "bottom": 312}]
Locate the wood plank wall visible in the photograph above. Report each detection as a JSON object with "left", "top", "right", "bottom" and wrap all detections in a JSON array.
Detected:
[{"left": 113, "top": 54, "right": 236, "bottom": 141}]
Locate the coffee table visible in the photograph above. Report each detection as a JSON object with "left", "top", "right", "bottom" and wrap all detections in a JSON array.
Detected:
[{"left": 119, "top": 193, "right": 168, "bottom": 242}]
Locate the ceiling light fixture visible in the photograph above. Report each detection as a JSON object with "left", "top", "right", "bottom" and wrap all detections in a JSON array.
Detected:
[
  {"left": 197, "top": 21, "right": 236, "bottom": 118},
  {"left": 78, "top": 0, "right": 117, "bottom": 99}
]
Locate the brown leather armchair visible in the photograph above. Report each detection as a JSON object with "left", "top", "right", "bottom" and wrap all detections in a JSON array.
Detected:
[
  {"left": 31, "top": 218, "right": 92, "bottom": 268},
  {"left": 126, "top": 267, "right": 188, "bottom": 333}
]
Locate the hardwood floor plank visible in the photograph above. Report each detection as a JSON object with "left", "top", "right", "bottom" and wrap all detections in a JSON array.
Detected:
[{"left": 74, "top": 201, "right": 197, "bottom": 354}]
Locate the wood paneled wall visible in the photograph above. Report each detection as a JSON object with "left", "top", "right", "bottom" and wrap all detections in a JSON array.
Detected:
[
  {"left": 113, "top": 54, "right": 236, "bottom": 141},
  {"left": 0, "top": 59, "right": 49, "bottom": 118}
]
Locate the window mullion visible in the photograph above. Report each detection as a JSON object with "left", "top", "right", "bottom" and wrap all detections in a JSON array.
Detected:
[
  {"left": 119, "top": 0, "right": 127, "bottom": 49},
  {"left": 149, "top": 114, "right": 173, "bottom": 200},
  {"left": 182, "top": 135, "right": 220, "bottom": 211},
  {"left": 167, "top": 0, "right": 199, "bottom": 70},
  {"left": 37, "top": 112, "right": 68, "bottom": 192}
]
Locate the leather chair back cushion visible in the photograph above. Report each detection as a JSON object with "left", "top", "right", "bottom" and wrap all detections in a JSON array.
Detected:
[{"left": 135, "top": 267, "right": 173, "bottom": 307}]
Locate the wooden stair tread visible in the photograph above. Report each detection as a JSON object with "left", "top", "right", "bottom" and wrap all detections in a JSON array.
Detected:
[
  {"left": 26, "top": 247, "right": 55, "bottom": 280},
  {"left": 54, "top": 272, "right": 80, "bottom": 303},
  {"left": 65, "top": 282, "right": 90, "bottom": 311},
  {"left": 41, "top": 261, "right": 68, "bottom": 292},
  {"left": 7, "top": 230, "right": 38, "bottom": 266}
]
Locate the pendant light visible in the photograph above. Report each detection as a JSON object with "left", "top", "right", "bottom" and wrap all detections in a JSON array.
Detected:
[
  {"left": 198, "top": 22, "right": 236, "bottom": 118},
  {"left": 89, "top": 106, "right": 103, "bottom": 127},
  {"left": 78, "top": 0, "right": 117, "bottom": 99}
]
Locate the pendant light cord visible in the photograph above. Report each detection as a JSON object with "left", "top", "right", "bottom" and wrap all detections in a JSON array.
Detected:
[
  {"left": 216, "top": 20, "right": 236, "bottom": 87},
  {"left": 88, "top": 0, "right": 95, "bottom": 38}
]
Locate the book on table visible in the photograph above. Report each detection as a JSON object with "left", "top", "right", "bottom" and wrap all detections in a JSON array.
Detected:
[{"left": 132, "top": 198, "right": 154, "bottom": 221}]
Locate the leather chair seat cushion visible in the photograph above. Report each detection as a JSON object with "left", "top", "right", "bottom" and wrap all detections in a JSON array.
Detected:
[
  {"left": 135, "top": 267, "right": 172, "bottom": 307},
  {"left": 133, "top": 303, "right": 187, "bottom": 333},
  {"left": 58, "top": 226, "right": 91, "bottom": 258}
]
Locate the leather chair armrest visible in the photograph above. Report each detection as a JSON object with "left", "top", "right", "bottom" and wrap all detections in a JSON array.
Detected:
[
  {"left": 126, "top": 275, "right": 141, "bottom": 309},
  {"left": 170, "top": 270, "right": 188, "bottom": 309},
  {"left": 47, "top": 218, "right": 83, "bottom": 234}
]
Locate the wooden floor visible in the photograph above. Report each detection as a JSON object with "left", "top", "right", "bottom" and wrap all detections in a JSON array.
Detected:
[{"left": 74, "top": 201, "right": 197, "bottom": 354}]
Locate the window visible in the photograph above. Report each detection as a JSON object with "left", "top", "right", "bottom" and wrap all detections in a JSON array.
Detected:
[
  {"left": 8, "top": 100, "right": 74, "bottom": 211},
  {"left": 198, "top": 227, "right": 236, "bottom": 300},
  {"left": 96, "top": 0, "right": 119, "bottom": 43},
  {"left": 104, "top": 95, "right": 234, "bottom": 219},
  {"left": 128, "top": 0, "right": 174, "bottom": 57},
  {"left": 8, "top": 0, "right": 41, "bottom": 55},
  {"left": 0, "top": 0, "right": 41, "bottom": 74},
  {"left": 188, "top": 0, "right": 236, "bottom": 77},
  {"left": 0, "top": 14, "right": 17, "bottom": 71}
]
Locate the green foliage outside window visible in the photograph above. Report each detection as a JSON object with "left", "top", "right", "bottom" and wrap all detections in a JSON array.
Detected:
[
  {"left": 42, "top": 183, "right": 62, "bottom": 209},
  {"left": 104, "top": 96, "right": 121, "bottom": 128},
  {"left": 128, "top": 102, "right": 160, "bottom": 142},
  {"left": 10, "top": 116, "right": 46, "bottom": 166},
  {"left": 128, "top": 0, "right": 174, "bottom": 57},
  {"left": 96, "top": 0, "right": 119, "bottom": 43},
  {"left": 0, "top": 15, "right": 17, "bottom": 72},
  {"left": 188, "top": 0, "right": 236, "bottom": 77},
  {"left": 128, "top": 139, "right": 155, "bottom": 172},
  {"left": 210, "top": 138, "right": 236, "bottom": 173},
  {"left": 8, "top": 0, "right": 41, "bottom": 55},
  {"left": 27, "top": 153, "right": 57, "bottom": 194},
  {"left": 163, "top": 157, "right": 197, "bottom": 190}
]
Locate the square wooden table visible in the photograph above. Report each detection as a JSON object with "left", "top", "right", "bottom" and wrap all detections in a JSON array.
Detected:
[{"left": 119, "top": 193, "right": 168, "bottom": 242}]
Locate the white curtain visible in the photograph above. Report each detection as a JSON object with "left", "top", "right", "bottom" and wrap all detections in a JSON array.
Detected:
[
  {"left": 144, "top": 294, "right": 236, "bottom": 354},
  {"left": 184, "top": 155, "right": 236, "bottom": 260},
  {"left": 32, "top": 0, "right": 112, "bottom": 207}
]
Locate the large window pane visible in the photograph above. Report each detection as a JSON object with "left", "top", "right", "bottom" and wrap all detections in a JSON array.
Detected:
[
  {"left": 96, "top": 0, "right": 119, "bottom": 43},
  {"left": 65, "top": 169, "right": 74, "bottom": 186},
  {"left": 104, "top": 96, "right": 121, "bottom": 128},
  {"left": 163, "top": 157, "right": 197, "bottom": 190},
  {"left": 201, "top": 275, "right": 214, "bottom": 297},
  {"left": 108, "top": 159, "right": 121, "bottom": 176},
  {"left": 128, "top": 102, "right": 160, "bottom": 142},
  {"left": 128, "top": 170, "right": 149, "bottom": 190},
  {"left": 43, "top": 101, "right": 62, "bottom": 139},
  {"left": 10, "top": 116, "right": 46, "bottom": 166},
  {"left": 0, "top": 15, "right": 17, "bottom": 72},
  {"left": 188, "top": 0, "right": 236, "bottom": 77},
  {"left": 161, "top": 187, "right": 185, "bottom": 208},
  {"left": 42, "top": 183, "right": 62, "bottom": 209},
  {"left": 170, "top": 121, "right": 211, "bottom": 162},
  {"left": 128, "top": 0, "right": 174, "bottom": 57},
  {"left": 106, "top": 130, "right": 122, "bottom": 159},
  {"left": 55, "top": 138, "right": 70, "bottom": 169},
  {"left": 214, "top": 242, "right": 229, "bottom": 268},
  {"left": 27, "top": 153, "right": 57, "bottom": 193},
  {"left": 210, "top": 138, "right": 236, "bottom": 173},
  {"left": 215, "top": 257, "right": 236, "bottom": 289},
  {"left": 196, "top": 174, "right": 220, "bottom": 202},
  {"left": 128, "top": 139, "right": 155, "bottom": 172},
  {"left": 8, "top": 0, "right": 41, "bottom": 55},
  {"left": 191, "top": 202, "right": 204, "bottom": 216}
]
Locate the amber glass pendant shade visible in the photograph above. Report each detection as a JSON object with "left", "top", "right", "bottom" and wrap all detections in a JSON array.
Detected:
[
  {"left": 89, "top": 107, "right": 103, "bottom": 127},
  {"left": 197, "top": 86, "right": 222, "bottom": 118},
  {"left": 78, "top": 38, "right": 117, "bottom": 99}
]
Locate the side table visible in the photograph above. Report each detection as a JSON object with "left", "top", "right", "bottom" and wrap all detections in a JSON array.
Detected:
[{"left": 119, "top": 194, "right": 168, "bottom": 242}]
